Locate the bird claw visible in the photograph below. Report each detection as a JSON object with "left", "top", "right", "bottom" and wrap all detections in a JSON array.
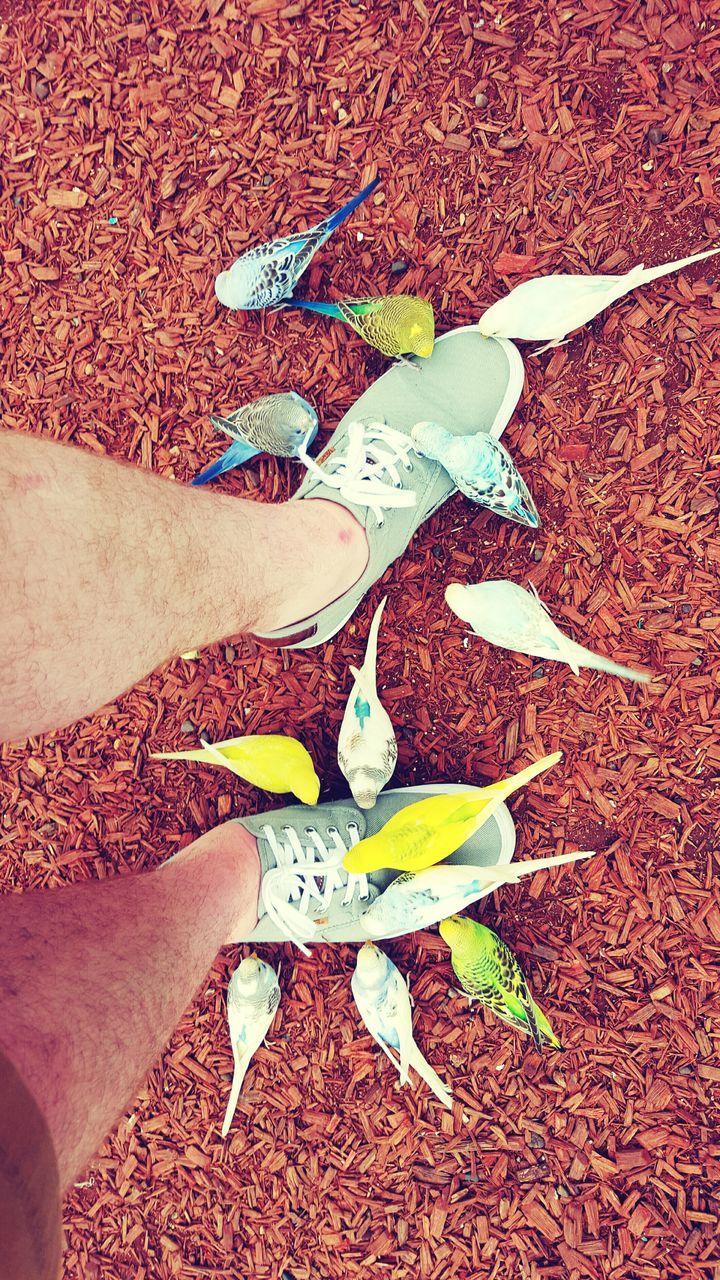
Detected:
[
  {"left": 530, "top": 338, "right": 569, "bottom": 357},
  {"left": 394, "top": 355, "right": 421, "bottom": 373}
]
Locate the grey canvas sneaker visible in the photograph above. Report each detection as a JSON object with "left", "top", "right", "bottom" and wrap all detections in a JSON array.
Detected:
[
  {"left": 238, "top": 783, "right": 516, "bottom": 950},
  {"left": 253, "top": 326, "right": 525, "bottom": 648}
]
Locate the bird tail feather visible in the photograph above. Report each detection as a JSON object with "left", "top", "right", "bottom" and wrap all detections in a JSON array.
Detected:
[
  {"left": 565, "top": 638, "right": 650, "bottom": 683},
  {"left": 493, "top": 751, "right": 562, "bottom": 801},
  {"left": 409, "top": 1044, "right": 453, "bottom": 1110},
  {"left": 289, "top": 299, "right": 343, "bottom": 317},
  {"left": 220, "top": 1050, "right": 251, "bottom": 1138},
  {"left": 636, "top": 246, "right": 719, "bottom": 286},
  {"left": 191, "top": 441, "right": 259, "bottom": 485},
  {"left": 359, "top": 596, "right": 387, "bottom": 696},
  {"left": 323, "top": 176, "right": 380, "bottom": 232},
  {"left": 476, "top": 847, "right": 597, "bottom": 887}
]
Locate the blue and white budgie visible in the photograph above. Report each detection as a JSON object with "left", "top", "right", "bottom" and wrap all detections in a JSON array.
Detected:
[
  {"left": 411, "top": 421, "right": 540, "bottom": 528},
  {"left": 478, "top": 246, "right": 720, "bottom": 353},
  {"left": 445, "top": 580, "right": 651, "bottom": 683},
  {"left": 214, "top": 176, "right": 380, "bottom": 311},
  {"left": 192, "top": 392, "right": 318, "bottom": 485},
  {"left": 337, "top": 596, "right": 397, "bottom": 809},
  {"left": 360, "top": 849, "right": 596, "bottom": 938},
  {"left": 221, "top": 955, "right": 281, "bottom": 1137},
  {"left": 351, "top": 943, "right": 453, "bottom": 1110}
]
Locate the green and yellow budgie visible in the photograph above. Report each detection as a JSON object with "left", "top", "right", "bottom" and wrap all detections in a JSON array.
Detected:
[
  {"left": 150, "top": 733, "right": 320, "bottom": 805},
  {"left": 289, "top": 295, "right": 435, "bottom": 358},
  {"left": 439, "top": 914, "right": 562, "bottom": 1051},
  {"left": 343, "top": 752, "right": 561, "bottom": 874}
]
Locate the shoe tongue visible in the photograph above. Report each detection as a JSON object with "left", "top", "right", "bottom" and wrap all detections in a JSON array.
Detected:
[{"left": 238, "top": 803, "right": 368, "bottom": 882}]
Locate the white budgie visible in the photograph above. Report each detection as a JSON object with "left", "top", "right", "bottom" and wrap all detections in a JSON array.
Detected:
[
  {"left": 445, "top": 580, "right": 651, "bottom": 684},
  {"left": 351, "top": 942, "right": 452, "bottom": 1110},
  {"left": 360, "top": 849, "right": 597, "bottom": 938},
  {"left": 337, "top": 596, "right": 397, "bottom": 809},
  {"left": 221, "top": 955, "right": 281, "bottom": 1138},
  {"left": 478, "top": 246, "right": 720, "bottom": 351}
]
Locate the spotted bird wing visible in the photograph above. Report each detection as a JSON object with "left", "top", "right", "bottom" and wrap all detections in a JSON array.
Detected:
[
  {"left": 243, "top": 229, "right": 328, "bottom": 305},
  {"left": 455, "top": 437, "right": 538, "bottom": 527},
  {"left": 336, "top": 299, "right": 399, "bottom": 357},
  {"left": 489, "top": 936, "right": 543, "bottom": 1050}
]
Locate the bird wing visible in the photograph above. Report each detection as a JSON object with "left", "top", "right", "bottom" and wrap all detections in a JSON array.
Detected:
[
  {"left": 221, "top": 999, "right": 275, "bottom": 1137},
  {"left": 246, "top": 244, "right": 310, "bottom": 305},
  {"left": 386, "top": 968, "right": 414, "bottom": 1086},
  {"left": 495, "top": 937, "right": 543, "bottom": 1050}
]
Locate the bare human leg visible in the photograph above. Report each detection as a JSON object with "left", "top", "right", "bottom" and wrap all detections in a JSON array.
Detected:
[
  {"left": 0, "top": 819, "right": 261, "bottom": 1189},
  {"left": 0, "top": 430, "right": 368, "bottom": 741}
]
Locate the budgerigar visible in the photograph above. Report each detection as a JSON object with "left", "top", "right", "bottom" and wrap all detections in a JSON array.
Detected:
[
  {"left": 445, "top": 580, "right": 651, "bottom": 683},
  {"left": 343, "top": 753, "right": 561, "bottom": 875},
  {"left": 337, "top": 597, "right": 397, "bottom": 809},
  {"left": 351, "top": 942, "right": 452, "bottom": 1109},
  {"left": 289, "top": 295, "right": 435, "bottom": 359},
  {"left": 150, "top": 733, "right": 321, "bottom": 804},
  {"left": 192, "top": 392, "right": 318, "bottom": 485},
  {"left": 478, "top": 246, "right": 720, "bottom": 352},
  {"left": 214, "top": 176, "right": 380, "bottom": 311},
  {"left": 361, "top": 849, "right": 596, "bottom": 938},
  {"left": 439, "top": 915, "right": 562, "bottom": 1051},
  {"left": 221, "top": 955, "right": 281, "bottom": 1136},
  {"left": 411, "top": 421, "right": 539, "bottom": 528}
]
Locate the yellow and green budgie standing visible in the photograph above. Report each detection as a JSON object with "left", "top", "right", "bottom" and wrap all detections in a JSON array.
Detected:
[
  {"left": 289, "top": 295, "right": 435, "bottom": 358},
  {"left": 439, "top": 914, "right": 562, "bottom": 1051}
]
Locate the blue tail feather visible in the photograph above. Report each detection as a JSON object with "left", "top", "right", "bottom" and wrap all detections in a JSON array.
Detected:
[
  {"left": 191, "top": 439, "right": 260, "bottom": 485},
  {"left": 290, "top": 299, "right": 343, "bottom": 317},
  {"left": 323, "top": 176, "right": 380, "bottom": 233}
]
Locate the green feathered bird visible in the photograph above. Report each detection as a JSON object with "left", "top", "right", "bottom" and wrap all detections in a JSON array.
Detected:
[
  {"left": 289, "top": 294, "right": 435, "bottom": 358},
  {"left": 439, "top": 914, "right": 563, "bottom": 1051}
]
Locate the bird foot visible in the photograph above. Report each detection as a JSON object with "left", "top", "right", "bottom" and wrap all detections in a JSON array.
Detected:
[
  {"left": 450, "top": 987, "right": 476, "bottom": 1005},
  {"left": 394, "top": 355, "right": 421, "bottom": 373},
  {"left": 530, "top": 338, "right": 570, "bottom": 357}
]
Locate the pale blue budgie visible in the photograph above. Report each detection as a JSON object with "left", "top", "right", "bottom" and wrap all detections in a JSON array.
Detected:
[
  {"left": 445, "top": 580, "right": 652, "bottom": 682},
  {"left": 360, "top": 850, "right": 596, "bottom": 939},
  {"left": 214, "top": 176, "right": 380, "bottom": 311},
  {"left": 411, "top": 421, "right": 540, "bottom": 528},
  {"left": 221, "top": 955, "right": 281, "bottom": 1137},
  {"left": 351, "top": 943, "right": 453, "bottom": 1109},
  {"left": 192, "top": 392, "right": 318, "bottom": 485}
]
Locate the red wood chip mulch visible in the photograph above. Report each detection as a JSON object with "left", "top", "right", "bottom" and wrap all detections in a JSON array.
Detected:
[{"left": 1, "top": 1, "right": 720, "bottom": 1277}]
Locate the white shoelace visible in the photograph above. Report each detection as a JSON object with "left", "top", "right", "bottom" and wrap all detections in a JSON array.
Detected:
[
  {"left": 299, "top": 421, "right": 418, "bottom": 524},
  {"left": 260, "top": 822, "right": 370, "bottom": 954}
]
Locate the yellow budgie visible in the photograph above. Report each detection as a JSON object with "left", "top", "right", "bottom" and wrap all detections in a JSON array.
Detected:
[
  {"left": 343, "top": 752, "right": 561, "bottom": 874},
  {"left": 150, "top": 734, "right": 320, "bottom": 805},
  {"left": 289, "top": 295, "right": 435, "bottom": 358}
]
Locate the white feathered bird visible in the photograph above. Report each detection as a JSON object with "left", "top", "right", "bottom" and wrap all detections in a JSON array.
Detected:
[
  {"left": 478, "top": 247, "right": 719, "bottom": 352},
  {"left": 337, "top": 596, "right": 397, "bottom": 809},
  {"left": 445, "top": 580, "right": 651, "bottom": 684},
  {"left": 351, "top": 943, "right": 452, "bottom": 1109},
  {"left": 360, "top": 849, "right": 597, "bottom": 938},
  {"left": 221, "top": 955, "right": 281, "bottom": 1137}
]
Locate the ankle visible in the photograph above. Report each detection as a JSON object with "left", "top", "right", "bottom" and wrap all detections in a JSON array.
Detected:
[{"left": 257, "top": 499, "right": 368, "bottom": 632}]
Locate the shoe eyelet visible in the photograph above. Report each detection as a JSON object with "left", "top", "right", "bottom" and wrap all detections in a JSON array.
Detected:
[
  {"left": 347, "top": 821, "right": 359, "bottom": 834},
  {"left": 304, "top": 826, "right": 317, "bottom": 836},
  {"left": 404, "top": 462, "right": 413, "bottom": 472},
  {"left": 359, "top": 892, "right": 370, "bottom": 902},
  {"left": 326, "top": 825, "right": 339, "bottom": 836}
]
